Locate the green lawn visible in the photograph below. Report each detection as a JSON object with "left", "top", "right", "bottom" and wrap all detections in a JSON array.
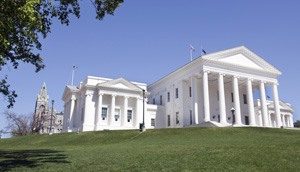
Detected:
[{"left": 0, "top": 127, "right": 300, "bottom": 172}]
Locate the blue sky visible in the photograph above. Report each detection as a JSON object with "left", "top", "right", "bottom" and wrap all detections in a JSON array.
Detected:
[{"left": 1, "top": 0, "right": 300, "bottom": 134}]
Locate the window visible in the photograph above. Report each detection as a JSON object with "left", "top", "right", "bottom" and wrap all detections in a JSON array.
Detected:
[
  {"left": 167, "top": 115, "right": 170, "bottom": 126},
  {"left": 231, "top": 92, "right": 234, "bottom": 102},
  {"left": 160, "top": 95, "right": 162, "bottom": 105},
  {"left": 245, "top": 116, "right": 249, "bottom": 125},
  {"left": 175, "top": 88, "right": 179, "bottom": 99},
  {"left": 151, "top": 119, "right": 155, "bottom": 126},
  {"left": 217, "top": 91, "right": 219, "bottom": 101},
  {"left": 115, "top": 109, "right": 120, "bottom": 121},
  {"left": 176, "top": 112, "right": 179, "bottom": 125},
  {"left": 101, "top": 107, "right": 107, "bottom": 120},
  {"left": 190, "top": 110, "right": 192, "bottom": 125},
  {"left": 189, "top": 87, "right": 192, "bottom": 97},
  {"left": 167, "top": 92, "right": 170, "bottom": 102},
  {"left": 153, "top": 98, "right": 155, "bottom": 105},
  {"left": 127, "top": 110, "right": 132, "bottom": 122},
  {"left": 243, "top": 94, "right": 247, "bottom": 104}
]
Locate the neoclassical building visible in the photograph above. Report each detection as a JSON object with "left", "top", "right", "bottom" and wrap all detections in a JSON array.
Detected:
[
  {"left": 62, "top": 46, "right": 294, "bottom": 132},
  {"left": 62, "top": 77, "right": 163, "bottom": 132}
]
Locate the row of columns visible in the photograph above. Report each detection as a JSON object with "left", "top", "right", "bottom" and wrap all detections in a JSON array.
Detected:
[
  {"left": 64, "top": 92, "right": 142, "bottom": 131},
  {"left": 192, "top": 70, "right": 283, "bottom": 127},
  {"left": 94, "top": 93, "right": 141, "bottom": 129}
]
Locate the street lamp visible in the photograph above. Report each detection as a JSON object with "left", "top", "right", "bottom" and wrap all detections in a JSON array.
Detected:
[
  {"left": 231, "top": 107, "right": 235, "bottom": 126},
  {"left": 49, "top": 100, "right": 54, "bottom": 135},
  {"left": 140, "top": 90, "right": 146, "bottom": 132}
]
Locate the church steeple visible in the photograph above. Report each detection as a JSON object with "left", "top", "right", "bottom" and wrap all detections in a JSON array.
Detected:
[{"left": 36, "top": 82, "right": 49, "bottom": 110}]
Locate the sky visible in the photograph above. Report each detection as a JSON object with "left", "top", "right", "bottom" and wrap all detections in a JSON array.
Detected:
[{"left": 1, "top": 0, "right": 300, "bottom": 136}]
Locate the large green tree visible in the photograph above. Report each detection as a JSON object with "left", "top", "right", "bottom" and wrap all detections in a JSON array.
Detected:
[{"left": 0, "top": 0, "right": 123, "bottom": 108}]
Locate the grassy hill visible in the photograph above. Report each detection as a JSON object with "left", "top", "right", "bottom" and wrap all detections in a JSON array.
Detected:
[{"left": 0, "top": 127, "right": 300, "bottom": 172}]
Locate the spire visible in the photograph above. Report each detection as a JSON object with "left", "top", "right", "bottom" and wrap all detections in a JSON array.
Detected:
[{"left": 39, "top": 82, "right": 48, "bottom": 98}]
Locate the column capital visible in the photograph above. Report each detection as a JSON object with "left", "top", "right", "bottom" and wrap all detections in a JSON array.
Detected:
[
  {"left": 111, "top": 94, "right": 117, "bottom": 97},
  {"left": 247, "top": 78, "right": 254, "bottom": 82},
  {"left": 124, "top": 96, "right": 129, "bottom": 99},
  {"left": 233, "top": 75, "right": 240, "bottom": 79},
  {"left": 203, "top": 69, "right": 210, "bottom": 74},
  {"left": 71, "top": 97, "right": 76, "bottom": 101},
  {"left": 85, "top": 93, "right": 92, "bottom": 97},
  {"left": 272, "top": 82, "right": 279, "bottom": 86},
  {"left": 218, "top": 73, "right": 226, "bottom": 77},
  {"left": 260, "top": 80, "right": 267, "bottom": 84},
  {"left": 98, "top": 93, "right": 104, "bottom": 96}
]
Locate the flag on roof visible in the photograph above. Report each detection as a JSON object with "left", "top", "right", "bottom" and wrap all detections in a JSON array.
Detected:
[
  {"left": 202, "top": 49, "right": 206, "bottom": 55},
  {"left": 190, "top": 45, "right": 195, "bottom": 52}
]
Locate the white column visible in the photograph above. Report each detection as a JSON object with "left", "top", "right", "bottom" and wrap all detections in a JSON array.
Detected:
[
  {"left": 218, "top": 73, "right": 227, "bottom": 124},
  {"left": 259, "top": 81, "right": 269, "bottom": 127},
  {"left": 203, "top": 70, "right": 210, "bottom": 122},
  {"left": 272, "top": 83, "right": 282, "bottom": 127},
  {"left": 191, "top": 76, "right": 199, "bottom": 124},
  {"left": 135, "top": 97, "right": 140, "bottom": 127},
  {"left": 269, "top": 114, "right": 273, "bottom": 127},
  {"left": 109, "top": 95, "right": 116, "bottom": 125},
  {"left": 95, "top": 93, "right": 103, "bottom": 129},
  {"left": 122, "top": 96, "right": 128, "bottom": 126},
  {"left": 282, "top": 114, "right": 286, "bottom": 127},
  {"left": 83, "top": 93, "right": 91, "bottom": 126},
  {"left": 289, "top": 116, "right": 294, "bottom": 128},
  {"left": 232, "top": 76, "right": 242, "bottom": 125},
  {"left": 247, "top": 79, "right": 256, "bottom": 126},
  {"left": 258, "top": 111, "right": 263, "bottom": 126},
  {"left": 69, "top": 97, "right": 76, "bottom": 129}
]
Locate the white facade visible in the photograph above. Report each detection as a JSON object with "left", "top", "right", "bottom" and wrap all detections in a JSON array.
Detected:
[
  {"left": 62, "top": 46, "right": 294, "bottom": 132},
  {"left": 62, "top": 77, "right": 162, "bottom": 132},
  {"left": 148, "top": 46, "right": 294, "bottom": 128}
]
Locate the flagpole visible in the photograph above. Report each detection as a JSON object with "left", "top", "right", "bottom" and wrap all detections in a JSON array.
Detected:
[
  {"left": 201, "top": 45, "right": 203, "bottom": 57},
  {"left": 190, "top": 44, "right": 192, "bottom": 61},
  {"left": 71, "top": 66, "right": 74, "bottom": 86}
]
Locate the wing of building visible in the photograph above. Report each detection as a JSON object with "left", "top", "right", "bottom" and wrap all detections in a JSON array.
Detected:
[{"left": 62, "top": 46, "right": 294, "bottom": 132}]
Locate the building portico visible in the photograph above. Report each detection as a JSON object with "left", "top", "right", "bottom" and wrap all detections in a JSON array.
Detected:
[{"left": 148, "top": 46, "right": 293, "bottom": 128}]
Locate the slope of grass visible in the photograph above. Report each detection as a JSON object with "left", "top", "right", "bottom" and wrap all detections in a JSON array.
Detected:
[{"left": 0, "top": 127, "right": 300, "bottom": 171}]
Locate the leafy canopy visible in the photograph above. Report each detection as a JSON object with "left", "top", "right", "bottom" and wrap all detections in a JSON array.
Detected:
[{"left": 0, "top": 0, "right": 123, "bottom": 108}]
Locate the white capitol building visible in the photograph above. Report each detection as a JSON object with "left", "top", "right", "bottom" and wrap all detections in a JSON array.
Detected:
[{"left": 62, "top": 46, "right": 294, "bottom": 132}]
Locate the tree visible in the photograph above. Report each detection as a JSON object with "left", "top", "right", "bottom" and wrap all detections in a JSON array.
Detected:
[
  {"left": 294, "top": 120, "right": 300, "bottom": 128},
  {"left": 0, "top": 0, "right": 123, "bottom": 108},
  {"left": 3, "top": 110, "right": 32, "bottom": 137}
]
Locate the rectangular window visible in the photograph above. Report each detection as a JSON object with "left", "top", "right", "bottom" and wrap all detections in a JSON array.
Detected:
[
  {"left": 245, "top": 116, "right": 249, "bottom": 125},
  {"left": 190, "top": 110, "right": 192, "bottom": 125},
  {"left": 176, "top": 112, "right": 179, "bottom": 125},
  {"left": 217, "top": 91, "right": 219, "bottom": 101},
  {"left": 167, "top": 92, "right": 170, "bottom": 102},
  {"left": 115, "top": 109, "right": 120, "bottom": 121},
  {"left": 231, "top": 92, "right": 234, "bottom": 102},
  {"left": 151, "top": 119, "right": 155, "bottom": 126},
  {"left": 153, "top": 98, "right": 155, "bottom": 105},
  {"left": 243, "top": 94, "right": 247, "bottom": 104},
  {"left": 127, "top": 110, "right": 132, "bottom": 122},
  {"left": 160, "top": 95, "right": 162, "bottom": 105},
  {"left": 176, "top": 88, "right": 179, "bottom": 99},
  {"left": 189, "top": 87, "right": 192, "bottom": 97},
  {"left": 167, "top": 115, "right": 170, "bottom": 126},
  {"left": 101, "top": 107, "right": 107, "bottom": 120}
]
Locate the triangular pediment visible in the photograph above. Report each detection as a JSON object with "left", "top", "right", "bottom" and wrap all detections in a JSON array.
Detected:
[
  {"left": 62, "top": 85, "right": 78, "bottom": 100},
  {"left": 98, "top": 78, "right": 142, "bottom": 92},
  {"left": 202, "top": 46, "right": 282, "bottom": 75}
]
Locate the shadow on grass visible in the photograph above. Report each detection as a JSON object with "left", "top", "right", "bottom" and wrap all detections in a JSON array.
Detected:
[{"left": 0, "top": 149, "right": 70, "bottom": 171}]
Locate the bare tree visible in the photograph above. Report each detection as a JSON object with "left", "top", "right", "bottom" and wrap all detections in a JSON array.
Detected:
[{"left": 3, "top": 110, "right": 31, "bottom": 137}]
